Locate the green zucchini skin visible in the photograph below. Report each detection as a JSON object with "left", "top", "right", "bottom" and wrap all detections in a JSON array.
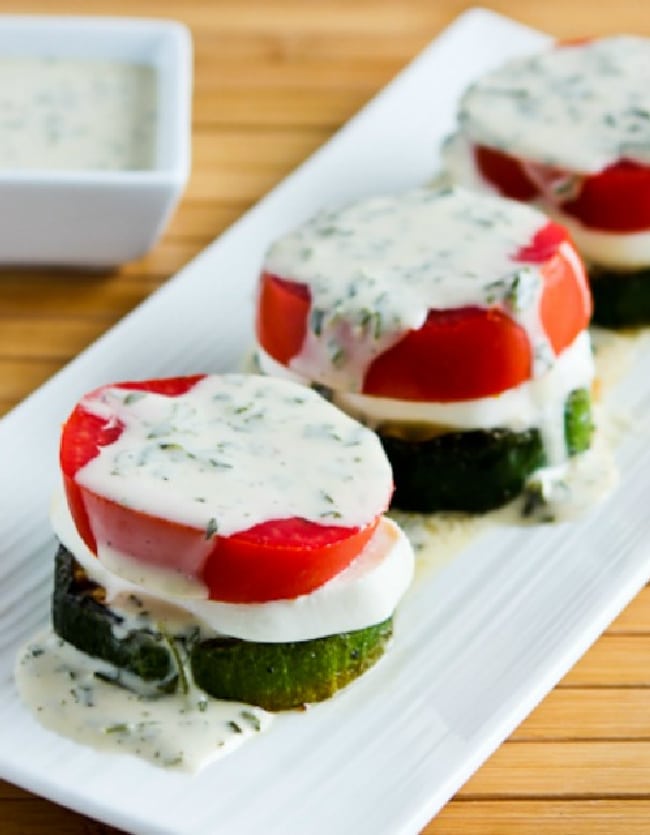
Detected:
[
  {"left": 191, "top": 619, "right": 393, "bottom": 711},
  {"left": 381, "top": 387, "right": 593, "bottom": 513},
  {"left": 52, "top": 546, "right": 177, "bottom": 692},
  {"left": 589, "top": 266, "right": 650, "bottom": 328}
]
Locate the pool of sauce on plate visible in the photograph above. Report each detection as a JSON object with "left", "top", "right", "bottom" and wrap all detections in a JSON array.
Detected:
[
  {"left": 0, "top": 57, "right": 156, "bottom": 171},
  {"left": 15, "top": 630, "right": 272, "bottom": 772}
]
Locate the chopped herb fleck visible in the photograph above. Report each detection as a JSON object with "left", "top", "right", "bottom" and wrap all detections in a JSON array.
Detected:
[
  {"left": 330, "top": 347, "right": 346, "bottom": 367},
  {"left": 105, "top": 723, "right": 130, "bottom": 735},
  {"left": 205, "top": 518, "right": 219, "bottom": 540},
  {"left": 320, "top": 510, "right": 343, "bottom": 519},
  {"left": 240, "top": 710, "right": 262, "bottom": 732},
  {"left": 123, "top": 391, "right": 146, "bottom": 405}
]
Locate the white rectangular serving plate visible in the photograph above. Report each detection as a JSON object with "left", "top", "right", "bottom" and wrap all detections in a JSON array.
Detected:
[{"left": 2, "top": 9, "right": 650, "bottom": 835}]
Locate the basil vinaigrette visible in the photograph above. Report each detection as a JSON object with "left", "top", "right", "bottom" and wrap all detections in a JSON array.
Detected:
[
  {"left": 455, "top": 37, "right": 650, "bottom": 174},
  {"left": 15, "top": 630, "right": 271, "bottom": 772},
  {"left": 0, "top": 57, "right": 156, "bottom": 171},
  {"left": 76, "top": 374, "right": 391, "bottom": 541}
]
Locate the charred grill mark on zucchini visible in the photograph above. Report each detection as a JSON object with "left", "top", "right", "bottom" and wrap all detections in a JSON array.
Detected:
[
  {"left": 190, "top": 619, "right": 393, "bottom": 711},
  {"left": 52, "top": 546, "right": 178, "bottom": 692},
  {"left": 381, "top": 387, "right": 593, "bottom": 513},
  {"left": 589, "top": 266, "right": 650, "bottom": 327}
]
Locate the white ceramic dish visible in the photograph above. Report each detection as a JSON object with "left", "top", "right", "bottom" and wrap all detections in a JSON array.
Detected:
[
  {"left": 0, "top": 16, "right": 191, "bottom": 268},
  {"left": 2, "top": 9, "right": 650, "bottom": 834}
]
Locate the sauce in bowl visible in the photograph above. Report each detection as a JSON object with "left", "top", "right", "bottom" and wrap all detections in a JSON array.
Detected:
[{"left": 0, "top": 57, "right": 157, "bottom": 171}]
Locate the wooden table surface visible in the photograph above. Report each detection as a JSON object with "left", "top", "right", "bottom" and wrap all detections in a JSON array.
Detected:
[{"left": 2, "top": 1, "right": 650, "bottom": 833}]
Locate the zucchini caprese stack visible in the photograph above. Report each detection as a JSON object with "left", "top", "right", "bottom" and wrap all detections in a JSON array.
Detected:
[
  {"left": 51, "top": 372, "right": 414, "bottom": 710},
  {"left": 442, "top": 36, "right": 650, "bottom": 327},
  {"left": 255, "top": 186, "right": 595, "bottom": 513}
]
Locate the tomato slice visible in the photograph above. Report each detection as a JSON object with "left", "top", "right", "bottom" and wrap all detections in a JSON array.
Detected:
[
  {"left": 475, "top": 144, "right": 650, "bottom": 234},
  {"left": 256, "top": 272, "right": 310, "bottom": 365},
  {"left": 256, "top": 222, "right": 590, "bottom": 401},
  {"left": 362, "top": 306, "right": 531, "bottom": 401},
  {"left": 514, "top": 220, "right": 569, "bottom": 264},
  {"left": 474, "top": 145, "right": 538, "bottom": 201},
  {"left": 562, "top": 160, "right": 650, "bottom": 232},
  {"left": 203, "top": 517, "right": 378, "bottom": 603},
  {"left": 60, "top": 375, "right": 379, "bottom": 603}
]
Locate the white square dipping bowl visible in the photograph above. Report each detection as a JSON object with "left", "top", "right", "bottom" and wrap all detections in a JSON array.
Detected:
[{"left": 0, "top": 16, "right": 191, "bottom": 268}]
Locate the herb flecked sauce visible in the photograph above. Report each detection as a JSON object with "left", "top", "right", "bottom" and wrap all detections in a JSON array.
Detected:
[
  {"left": 15, "top": 631, "right": 271, "bottom": 772},
  {"left": 77, "top": 374, "right": 391, "bottom": 543},
  {"left": 456, "top": 36, "right": 650, "bottom": 174},
  {"left": 0, "top": 57, "right": 156, "bottom": 171},
  {"left": 441, "top": 38, "right": 650, "bottom": 268},
  {"left": 264, "top": 187, "right": 563, "bottom": 391}
]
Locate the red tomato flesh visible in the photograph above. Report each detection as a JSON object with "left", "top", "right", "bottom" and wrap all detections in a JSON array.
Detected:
[
  {"left": 363, "top": 306, "right": 531, "bottom": 401},
  {"left": 475, "top": 144, "right": 650, "bottom": 234},
  {"left": 60, "top": 375, "right": 379, "bottom": 603},
  {"left": 562, "top": 160, "right": 650, "bottom": 232},
  {"left": 256, "top": 222, "right": 590, "bottom": 402},
  {"left": 256, "top": 273, "right": 309, "bottom": 366},
  {"left": 474, "top": 145, "right": 538, "bottom": 202}
]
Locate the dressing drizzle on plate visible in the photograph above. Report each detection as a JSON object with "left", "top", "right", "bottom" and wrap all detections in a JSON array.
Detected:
[{"left": 15, "top": 631, "right": 271, "bottom": 772}]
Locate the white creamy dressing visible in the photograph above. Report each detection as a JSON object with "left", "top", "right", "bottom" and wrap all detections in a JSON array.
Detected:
[
  {"left": 0, "top": 57, "right": 156, "bottom": 171},
  {"left": 389, "top": 509, "right": 493, "bottom": 580},
  {"left": 77, "top": 374, "right": 392, "bottom": 541},
  {"left": 15, "top": 631, "right": 271, "bottom": 772},
  {"left": 441, "top": 133, "right": 650, "bottom": 268},
  {"left": 456, "top": 37, "right": 650, "bottom": 174},
  {"left": 51, "top": 493, "right": 414, "bottom": 644},
  {"left": 263, "top": 187, "right": 566, "bottom": 389}
]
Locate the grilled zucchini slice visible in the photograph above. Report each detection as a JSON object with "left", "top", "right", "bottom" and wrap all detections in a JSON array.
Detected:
[
  {"left": 191, "top": 619, "right": 392, "bottom": 710},
  {"left": 381, "top": 387, "right": 593, "bottom": 513}
]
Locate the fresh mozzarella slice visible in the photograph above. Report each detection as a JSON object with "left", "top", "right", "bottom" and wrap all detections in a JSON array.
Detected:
[
  {"left": 51, "top": 490, "right": 414, "bottom": 644},
  {"left": 256, "top": 332, "right": 594, "bottom": 433},
  {"left": 543, "top": 209, "right": 650, "bottom": 270}
]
